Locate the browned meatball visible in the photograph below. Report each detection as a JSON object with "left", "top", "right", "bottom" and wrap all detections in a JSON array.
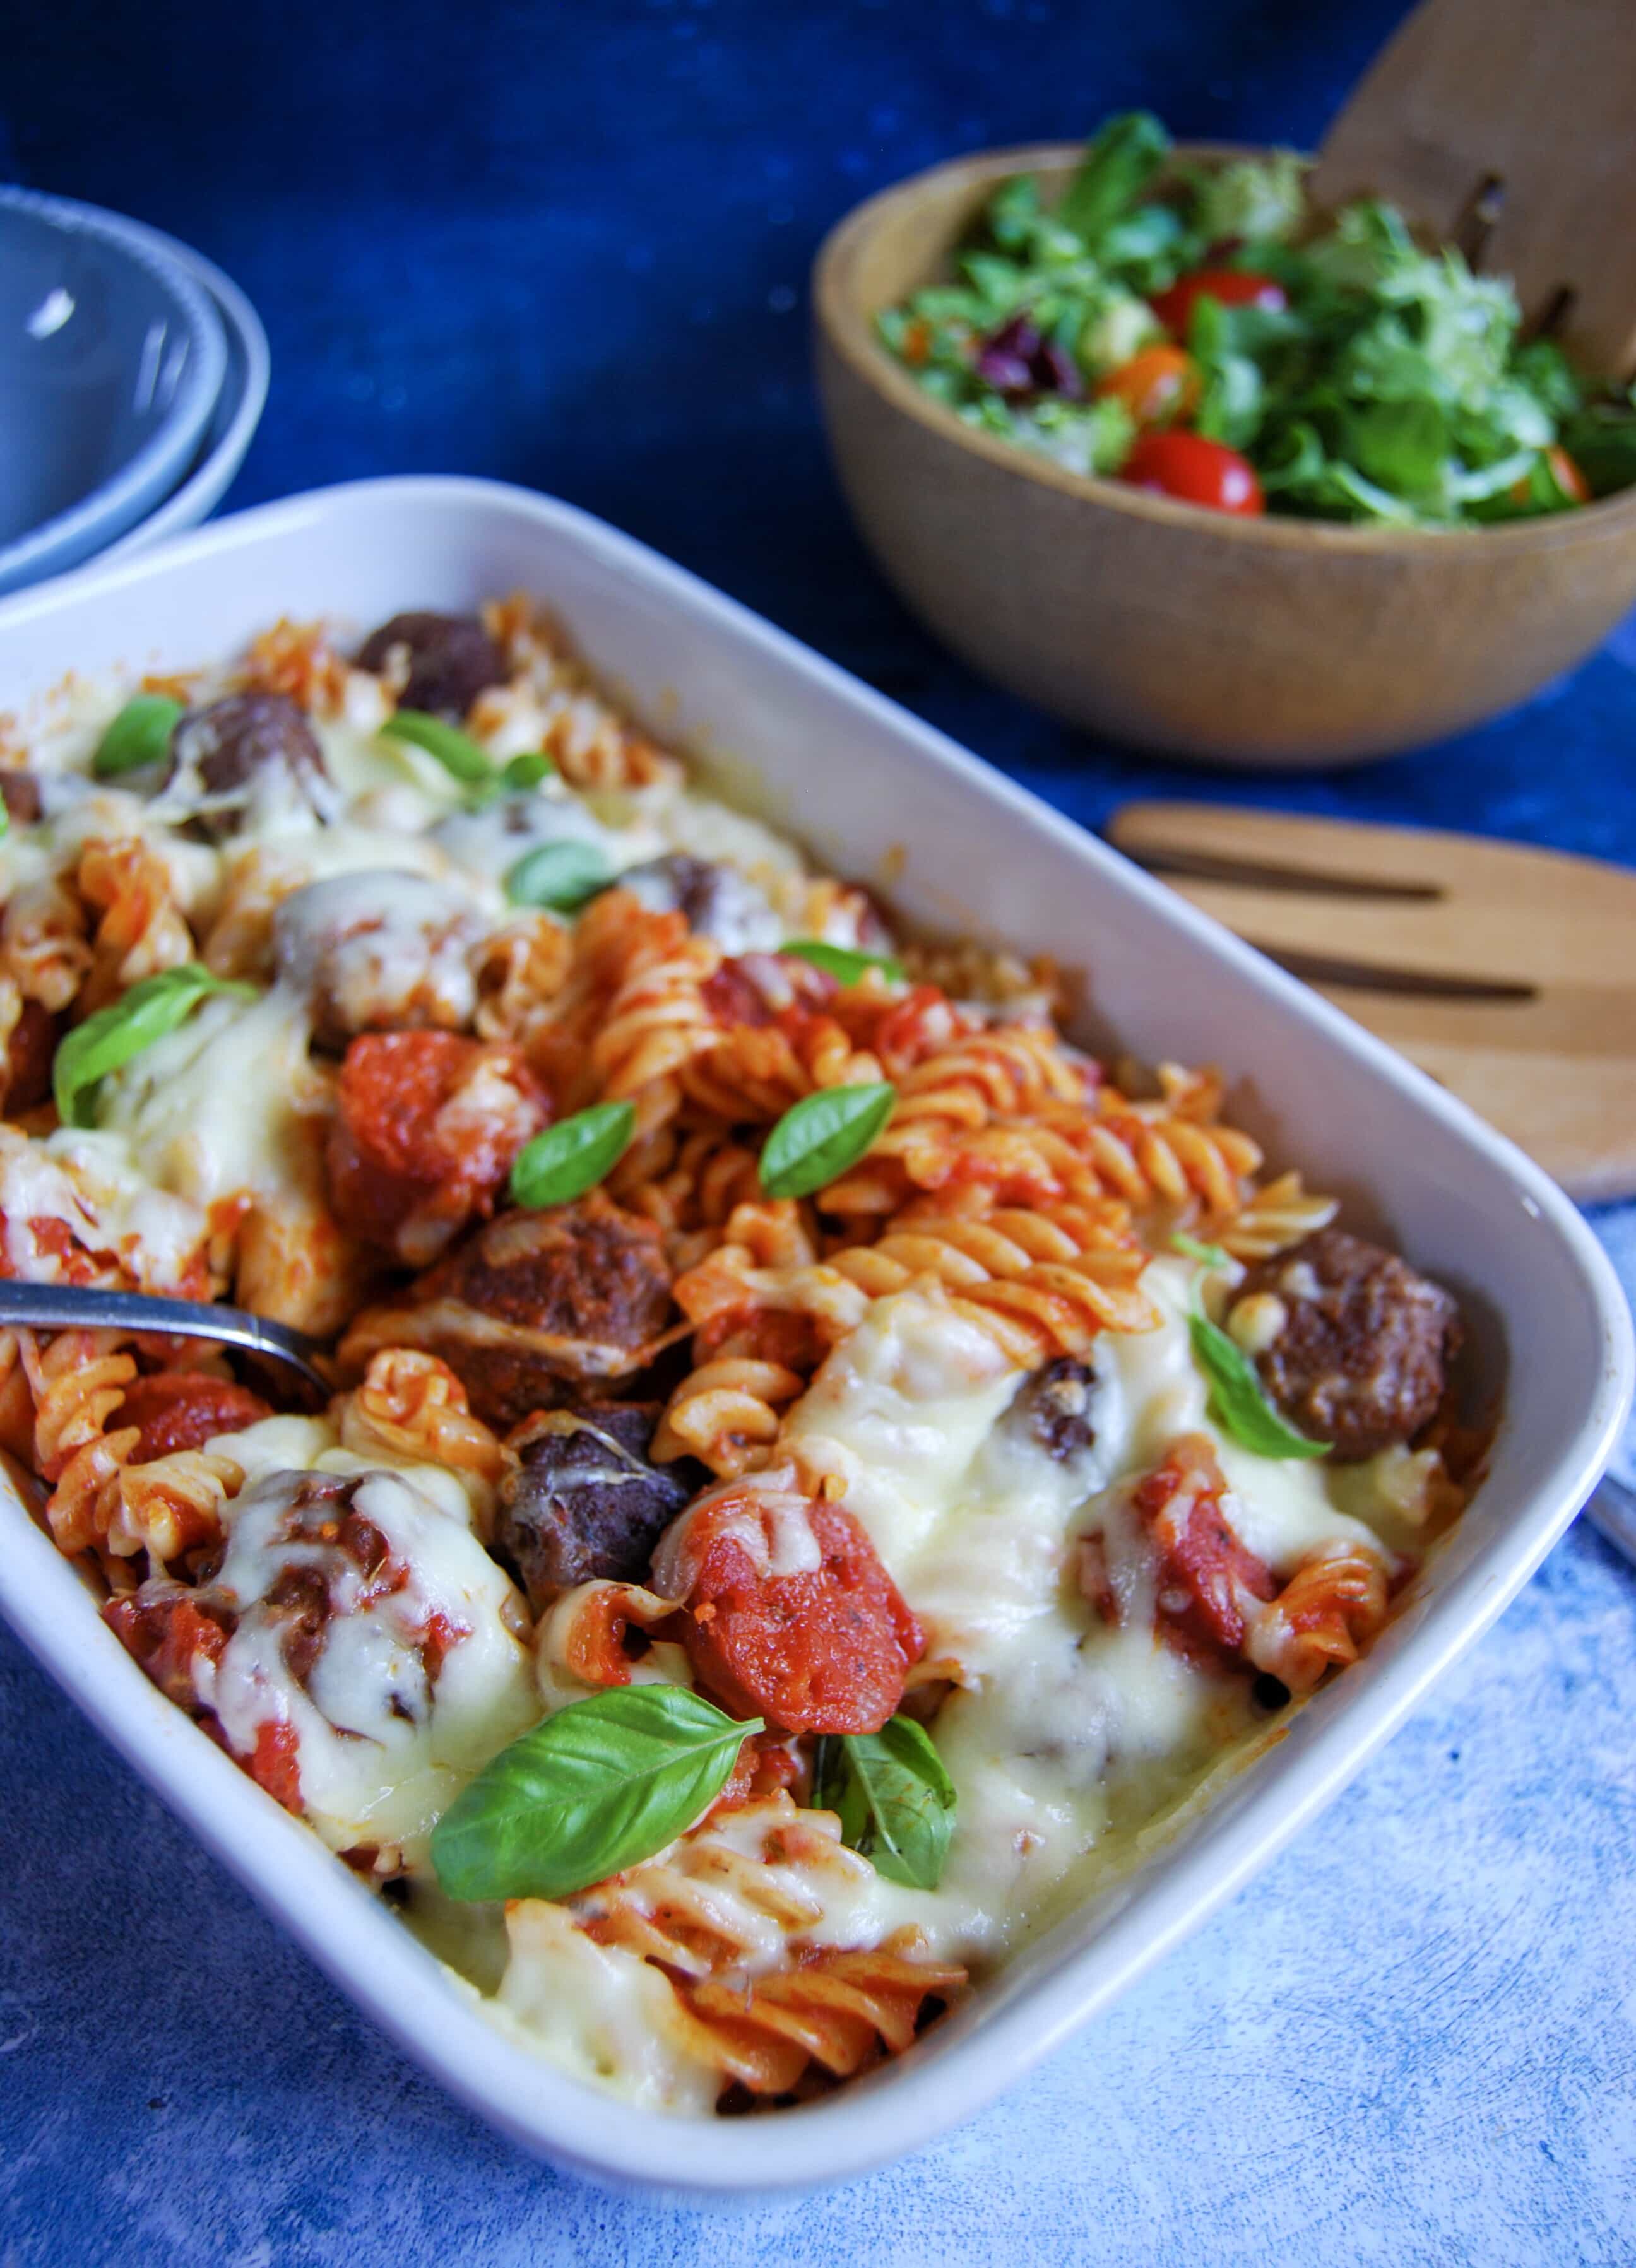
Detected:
[
  {"left": 1228, "top": 1228, "right": 1461, "bottom": 1462},
  {"left": 3, "top": 998, "right": 57, "bottom": 1113},
  {"left": 163, "top": 692, "right": 335, "bottom": 839},
  {"left": 356, "top": 611, "right": 507, "bottom": 719},
  {"left": 1011, "top": 1357, "right": 1100, "bottom": 1459},
  {"left": 338, "top": 1190, "right": 676, "bottom": 1427},
  {"left": 494, "top": 1402, "right": 695, "bottom": 1610},
  {"left": 0, "top": 772, "right": 42, "bottom": 827}
]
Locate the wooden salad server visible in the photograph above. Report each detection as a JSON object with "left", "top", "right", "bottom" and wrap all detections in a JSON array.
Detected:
[
  {"left": 1105, "top": 803, "right": 1636, "bottom": 1203},
  {"left": 1309, "top": 0, "right": 1636, "bottom": 374}
]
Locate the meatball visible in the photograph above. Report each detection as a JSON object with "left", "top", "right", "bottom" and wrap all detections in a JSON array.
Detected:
[
  {"left": 618, "top": 854, "right": 782, "bottom": 953},
  {"left": 273, "top": 870, "right": 486, "bottom": 1050},
  {"left": 1228, "top": 1227, "right": 1461, "bottom": 1462},
  {"left": 3, "top": 998, "right": 57, "bottom": 1113},
  {"left": 0, "top": 772, "right": 42, "bottom": 827},
  {"left": 495, "top": 1402, "right": 695, "bottom": 1610},
  {"left": 338, "top": 1190, "right": 677, "bottom": 1427},
  {"left": 162, "top": 692, "right": 336, "bottom": 839},
  {"left": 355, "top": 611, "right": 507, "bottom": 719},
  {"left": 1011, "top": 1357, "right": 1100, "bottom": 1459},
  {"left": 326, "top": 1029, "right": 548, "bottom": 1268}
]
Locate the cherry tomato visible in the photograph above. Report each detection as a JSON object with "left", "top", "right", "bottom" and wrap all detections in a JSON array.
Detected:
[
  {"left": 1509, "top": 444, "right": 1590, "bottom": 509},
  {"left": 1120, "top": 429, "right": 1266, "bottom": 515},
  {"left": 117, "top": 1371, "right": 273, "bottom": 1462},
  {"left": 1149, "top": 268, "right": 1288, "bottom": 338},
  {"left": 681, "top": 1497, "right": 923, "bottom": 1734},
  {"left": 1094, "top": 344, "right": 1200, "bottom": 428}
]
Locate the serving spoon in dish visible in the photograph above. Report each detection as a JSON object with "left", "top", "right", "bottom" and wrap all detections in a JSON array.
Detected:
[{"left": 0, "top": 1281, "right": 335, "bottom": 1402}]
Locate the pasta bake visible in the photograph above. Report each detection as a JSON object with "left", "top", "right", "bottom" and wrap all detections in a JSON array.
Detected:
[{"left": 0, "top": 598, "right": 1481, "bottom": 2115}]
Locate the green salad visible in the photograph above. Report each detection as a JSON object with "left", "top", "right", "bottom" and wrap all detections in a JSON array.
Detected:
[{"left": 875, "top": 111, "right": 1636, "bottom": 524}]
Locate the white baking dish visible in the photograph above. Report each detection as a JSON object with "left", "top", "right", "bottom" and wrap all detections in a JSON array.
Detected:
[{"left": 0, "top": 476, "right": 1628, "bottom": 2195}]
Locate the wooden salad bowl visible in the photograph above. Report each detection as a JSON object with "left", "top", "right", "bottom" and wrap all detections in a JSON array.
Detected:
[{"left": 812, "top": 141, "right": 1636, "bottom": 768}]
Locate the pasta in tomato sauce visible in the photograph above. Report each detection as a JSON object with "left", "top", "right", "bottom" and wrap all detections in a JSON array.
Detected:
[{"left": 0, "top": 598, "right": 1483, "bottom": 2115}]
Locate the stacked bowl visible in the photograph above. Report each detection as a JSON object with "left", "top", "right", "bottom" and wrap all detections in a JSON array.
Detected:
[{"left": 0, "top": 189, "right": 268, "bottom": 596}]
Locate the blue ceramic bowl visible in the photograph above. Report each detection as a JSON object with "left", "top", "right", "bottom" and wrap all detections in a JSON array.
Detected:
[{"left": 0, "top": 187, "right": 228, "bottom": 594}]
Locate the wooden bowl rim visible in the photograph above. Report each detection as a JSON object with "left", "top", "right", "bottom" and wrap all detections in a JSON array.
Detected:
[{"left": 813, "top": 139, "right": 1636, "bottom": 557}]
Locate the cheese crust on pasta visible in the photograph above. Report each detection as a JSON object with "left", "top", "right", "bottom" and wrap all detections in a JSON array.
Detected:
[{"left": 0, "top": 599, "right": 1481, "bottom": 2115}]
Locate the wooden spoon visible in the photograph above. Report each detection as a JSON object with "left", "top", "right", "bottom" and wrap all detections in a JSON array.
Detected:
[
  {"left": 1310, "top": 0, "right": 1636, "bottom": 373},
  {"left": 1105, "top": 802, "right": 1636, "bottom": 1201}
]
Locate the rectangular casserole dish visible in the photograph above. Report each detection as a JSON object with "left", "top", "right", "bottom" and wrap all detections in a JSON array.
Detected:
[{"left": 0, "top": 474, "right": 1628, "bottom": 2195}]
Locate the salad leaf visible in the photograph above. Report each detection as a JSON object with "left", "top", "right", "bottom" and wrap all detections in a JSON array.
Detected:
[
  {"left": 510, "top": 1101, "right": 636, "bottom": 1208},
  {"left": 759, "top": 1082, "right": 896, "bottom": 1200},
  {"left": 812, "top": 1716, "right": 957, "bottom": 1890},
  {"left": 1058, "top": 111, "right": 1170, "bottom": 248},
  {"left": 1192, "top": 148, "right": 1308, "bottom": 245},
  {"left": 54, "top": 964, "right": 256, "bottom": 1128},
  {"left": 431, "top": 1686, "right": 761, "bottom": 1903},
  {"left": 1188, "top": 1311, "right": 1329, "bottom": 1460}
]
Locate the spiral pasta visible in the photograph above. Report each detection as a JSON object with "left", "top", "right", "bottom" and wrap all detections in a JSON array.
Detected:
[
  {"left": 1247, "top": 1545, "right": 1392, "bottom": 1692},
  {"left": 74, "top": 839, "right": 195, "bottom": 1012},
  {"left": 336, "top": 1350, "right": 507, "bottom": 1494},
  {"left": 1219, "top": 1170, "right": 1341, "bottom": 1262}
]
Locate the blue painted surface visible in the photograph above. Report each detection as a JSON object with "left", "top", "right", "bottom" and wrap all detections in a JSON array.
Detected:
[{"left": 2, "top": 4, "right": 1634, "bottom": 2259}]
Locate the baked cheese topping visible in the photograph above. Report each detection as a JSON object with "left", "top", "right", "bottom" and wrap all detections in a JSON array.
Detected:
[{"left": 0, "top": 603, "right": 1474, "bottom": 2118}]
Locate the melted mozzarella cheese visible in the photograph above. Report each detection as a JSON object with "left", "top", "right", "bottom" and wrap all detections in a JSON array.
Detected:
[
  {"left": 0, "top": 1124, "right": 209, "bottom": 1291},
  {"left": 208, "top": 1467, "right": 538, "bottom": 1865},
  {"left": 95, "top": 988, "right": 323, "bottom": 1210}
]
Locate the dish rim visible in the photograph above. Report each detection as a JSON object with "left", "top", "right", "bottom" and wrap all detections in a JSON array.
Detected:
[
  {"left": 813, "top": 138, "right": 1636, "bottom": 557},
  {"left": 0, "top": 186, "right": 230, "bottom": 586},
  {"left": 97, "top": 225, "right": 270, "bottom": 563},
  {"left": 0, "top": 473, "right": 1628, "bottom": 2195}
]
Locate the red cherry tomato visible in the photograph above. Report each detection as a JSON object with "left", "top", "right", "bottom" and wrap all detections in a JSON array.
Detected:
[
  {"left": 1120, "top": 430, "right": 1265, "bottom": 515},
  {"left": 1511, "top": 445, "right": 1590, "bottom": 508},
  {"left": 1149, "top": 268, "right": 1288, "bottom": 338},
  {"left": 1094, "top": 344, "right": 1200, "bottom": 428}
]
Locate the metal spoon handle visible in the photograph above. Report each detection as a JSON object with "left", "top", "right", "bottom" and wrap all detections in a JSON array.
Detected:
[
  {"left": 1586, "top": 1472, "right": 1636, "bottom": 1568},
  {"left": 0, "top": 1282, "right": 333, "bottom": 1400}
]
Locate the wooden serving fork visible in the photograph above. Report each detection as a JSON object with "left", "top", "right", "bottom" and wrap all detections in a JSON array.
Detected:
[{"left": 1106, "top": 803, "right": 1636, "bottom": 1203}]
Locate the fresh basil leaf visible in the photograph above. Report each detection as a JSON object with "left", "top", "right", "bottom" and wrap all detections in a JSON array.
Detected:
[
  {"left": 93, "top": 695, "right": 184, "bottom": 779},
  {"left": 1058, "top": 112, "right": 1170, "bottom": 249},
  {"left": 1171, "top": 1230, "right": 1230, "bottom": 1268},
  {"left": 381, "top": 708, "right": 494, "bottom": 786},
  {"left": 505, "top": 840, "right": 614, "bottom": 912},
  {"left": 815, "top": 1716, "right": 957, "bottom": 1891},
  {"left": 53, "top": 964, "right": 256, "bottom": 1129},
  {"left": 779, "top": 939, "right": 905, "bottom": 985},
  {"left": 502, "top": 752, "right": 555, "bottom": 789},
  {"left": 758, "top": 1082, "right": 896, "bottom": 1201},
  {"left": 1187, "top": 1311, "right": 1328, "bottom": 1460},
  {"left": 510, "top": 1101, "right": 635, "bottom": 1208},
  {"left": 431, "top": 1686, "right": 762, "bottom": 1903}
]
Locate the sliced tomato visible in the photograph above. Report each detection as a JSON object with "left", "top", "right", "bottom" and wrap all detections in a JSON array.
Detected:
[
  {"left": 1120, "top": 430, "right": 1265, "bottom": 515},
  {"left": 681, "top": 1500, "right": 923, "bottom": 1735},
  {"left": 118, "top": 1371, "right": 273, "bottom": 1462},
  {"left": 1150, "top": 268, "right": 1288, "bottom": 338},
  {"left": 1134, "top": 1434, "right": 1276, "bottom": 1665},
  {"left": 1094, "top": 344, "right": 1200, "bottom": 428}
]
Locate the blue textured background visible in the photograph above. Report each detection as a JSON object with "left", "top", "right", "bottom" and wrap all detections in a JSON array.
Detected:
[{"left": 3, "top": 3, "right": 1634, "bottom": 2259}]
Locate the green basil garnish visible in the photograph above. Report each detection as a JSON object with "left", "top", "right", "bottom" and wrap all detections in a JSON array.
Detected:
[
  {"left": 431, "top": 1685, "right": 762, "bottom": 1903},
  {"left": 93, "top": 695, "right": 184, "bottom": 779},
  {"left": 509, "top": 1101, "right": 636, "bottom": 1208},
  {"left": 780, "top": 939, "right": 906, "bottom": 985},
  {"left": 1171, "top": 1229, "right": 1230, "bottom": 1268},
  {"left": 1187, "top": 1311, "right": 1329, "bottom": 1461},
  {"left": 381, "top": 708, "right": 494, "bottom": 786},
  {"left": 505, "top": 840, "right": 614, "bottom": 913},
  {"left": 53, "top": 963, "right": 256, "bottom": 1129},
  {"left": 501, "top": 752, "right": 555, "bottom": 789},
  {"left": 812, "top": 1715, "right": 957, "bottom": 1890},
  {"left": 759, "top": 1081, "right": 896, "bottom": 1200}
]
